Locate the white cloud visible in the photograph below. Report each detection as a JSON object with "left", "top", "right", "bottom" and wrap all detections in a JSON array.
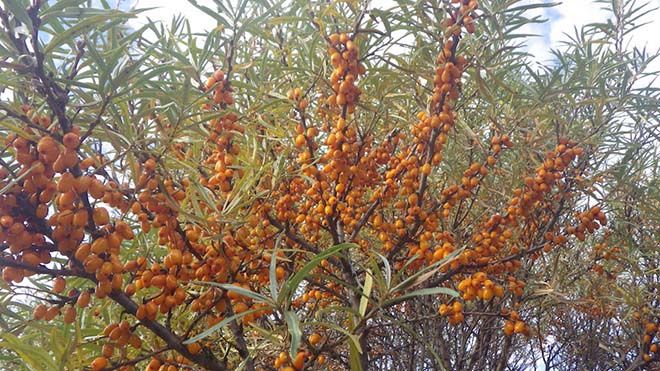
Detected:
[
  {"left": 547, "top": 0, "right": 610, "bottom": 48},
  {"left": 518, "top": 0, "right": 610, "bottom": 64},
  {"left": 515, "top": 0, "right": 554, "bottom": 64},
  {"left": 518, "top": 0, "right": 660, "bottom": 87},
  {"left": 128, "top": 0, "right": 217, "bottom": 35}
]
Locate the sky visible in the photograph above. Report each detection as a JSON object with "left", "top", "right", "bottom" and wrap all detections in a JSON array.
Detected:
[
  {"left": 125, "top": 0, "right": 660, "bottom": 79},
  {"left": 519, "top": 0, "right": 659, "bottom": 66}
]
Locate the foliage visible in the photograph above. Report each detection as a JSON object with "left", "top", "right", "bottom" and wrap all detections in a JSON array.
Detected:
[{"left": 0, "top": 0, "right": 659, "bottom": 370}]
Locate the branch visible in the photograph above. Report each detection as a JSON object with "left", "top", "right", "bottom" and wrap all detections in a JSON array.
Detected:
[
  {"left": 108, "top": 290, "right": 228, "bottom": 371},
  {"left": 103, "top": 346, "right": 170, "bottom": 371},
  {"left": 0, "top": 256, "right": 84, "bottom": 278}
]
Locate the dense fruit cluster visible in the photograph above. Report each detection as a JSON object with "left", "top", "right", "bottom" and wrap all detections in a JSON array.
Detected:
[
  {"left": 0, "top": 82, "right": 236, "bottom": 369},
  {"left": 327, "top": 32, "right": 365, "bottom": 113},
  {"left": 631, "top": 310, "right": 660, "bottom": 363},
  {"left": 3, "top": 0, "right": 643, "bottom": 370}
]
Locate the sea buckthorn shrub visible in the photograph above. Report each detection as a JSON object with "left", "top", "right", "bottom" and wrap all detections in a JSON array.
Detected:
[{"left": 1, "top": 1, "right": 659, "bottom": 371}]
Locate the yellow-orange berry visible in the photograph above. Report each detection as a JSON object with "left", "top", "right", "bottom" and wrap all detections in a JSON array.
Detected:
[
  {"left": 292, "top": 351, "right": 306, "bottom": 370},
  {"left": 187, "top": 342, "right": 202, "bottom": 355},
  {"left": 309, "top": 333, "right": 322, "bottom": 346},
  {"left": 53, "top": 276, "right": 66, "bottom": 293},
  {"left": 91, "top": 357, "right": 108, "bottom": 371},
  {"left": 62, "top": 132, "right": 80, "bottom": 149},
  {"left": 33, "top": 304, "right": 47, "bottom": 320}
]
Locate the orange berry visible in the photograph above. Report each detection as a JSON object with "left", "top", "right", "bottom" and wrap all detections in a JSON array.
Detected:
[
  {"left": 292, "top": 351, "right": 305, "bottom": 370},
  {"left": 33, "top": 304, "right": 47, "bottom": 320},
  {"left": 129, "top": 334, "right": 142, "bottom": 349},
  {"left": 421, "top": 163, "right": 431, "bottom": 175},
  {"left": 53, "top": 276, "right": 66, "bottom": 293},
  {"left": 234, "top": 302, "right": 248, "bottom": 314},
  {"left": 295, "top": 134, "right": 306, "bottom": 148},
  {"left": 91, "top": 357, "right": 108, "bottom": 371},
  {"left": 513, "top": 321, "right": 525, "bottom": 334},
  {"left": 169, "top": 249, "right": 183, "bottom": 265},
  {"left": 88, "top": 179, "right": 106, "bottom": 199},
  {"left": 102, "top": 343, "right": 114, "bottom": 358},
  {"left": 438, "top": 304, "right": 451, "bottom": 316},
  {"left": 275, "top": 266, "right": 286, "bottom": 280},
  {"left": 187, "top": 342, "right": 202, "bottom": 355},
  {"left": 309, "top": 333, "right": 322, "bottom": 346},
  {"left": 37, "top": 136, "right": 59, "bottom": 156},
  {"left": 62, "top": 132, "right": 80, "bottom": 149},
  {"left": 148, "top": 358, "right": 161, "bottom": 370},
  {"left": 205, "top": 76, "right": 216, "bottom": 90},
  {"left": 109, "top": 326, "right": 123, "bottom": 341},
  {"left": 503, "top": 321, "right": 514, "bottom": 336},
  {"left": 63, "top": 306, "right": 76, "bottom": 324},
  {"left": 73, "top": 209, "right": 89, "bottom": 227},
  {"left": 124, "top": 283, "right": 136, "bottom": 296},
  {"left": 0, "top": 215, "right": 14, "bottom": 228},
  {"left": 336, "top": 93, "right": 346, "bottom": 106},
  {"left": 136, "top": 304, "right": 147, "bottom": 320},
  {"left": 92, "top": 207, "right": 110, "bottom": 225},
  {"left": 44, "top": 306, "right": 59, "bottom": 321}
]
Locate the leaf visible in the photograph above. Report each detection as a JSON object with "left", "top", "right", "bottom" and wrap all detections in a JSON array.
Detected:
[
  {"left": 191, "top": 282, "right": 275, "bottom": 307},
  {"left": 349, "top": 339, "right": 364, "bottom": 371},
  {"left": 187, "top": 0, "right": 231, "bottom": 28},
  {"left": 183, "top": 307, "right": 262, "bottom": 344},
  {"left": 266, "top": 16, "right": 307, "bottom": 25},
  {"left": 472, "top": 67, "right": 495, "bottom": 101},
  {"left": 0, "top": 333, "right": 57, "bottom": 371},
  {"left": 40, "top": 0, "right": 88, "bottom": 18},
  {"left": 284, "top": 310, "right": 302, "bottom": 357},
  {"left": 268, "top": 234, "right": 284, "bottom": 303},
  {"left": 278, "top": 243, "right": 356, "bottom": 306},
  {"left": 391, "top": 247, "right": 463, "bottom": 294},
  {"left": 311, "top": 321, "right": 363, "bottom": 354},
  {"left": 373, "top": 253, "right": 392, "bottom": 290},
  {"left": 382, "top": 287, "right": 459, "bottom": 308},
  {"left": 3, "top": 1, "right": 32, "bottom": 31},
  {"left": 358, "top": 269, "right": 373, "bottom": 317},
  {"left": 44, "top": 11, "right": 134, "bottom": 54},
  {"left": 316, "top": 305, "right": 361, "bottom": 318}
]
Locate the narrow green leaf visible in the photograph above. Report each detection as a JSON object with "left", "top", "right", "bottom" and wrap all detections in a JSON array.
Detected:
[
  {"left": 268, "top": 234, "right": 283, "bottom": 303},
  {"left": 284, "top": 310, "right": 302, "bottom": 357},
  {"left": 44, "top": 11, "right": 134, "bottom": 54},
  {"left": 311, "top": 321, "right": 363, "bottom": 354},
  {"left": 382, "top": 287, "right": 459, "bottom": 308},
  {"left": 3, "top": 1, "right": 32, "bottom": 31},
  {"left": 183, "top": 307, "right": 262, "bottom": 344},
  {"left": 191, "top": 282, "right": 274, "bottom": 307},
  {"left": 349, "top": 339, "right": 364, "bottom": 371},
  {"left": 359, "top": 270, "right": 373, "bottom": 317},
  {"left": 278, "top": 243, "right": 355, "bottom": 306},
  {"left": 391, "top": 247, "right": 463, "bottom": 294},
  {"left": 0, "top": 333, "right": 57, "bottom": 371},
  {"left": 373, "top": 252, "right": 392, "bottom": 290}
]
